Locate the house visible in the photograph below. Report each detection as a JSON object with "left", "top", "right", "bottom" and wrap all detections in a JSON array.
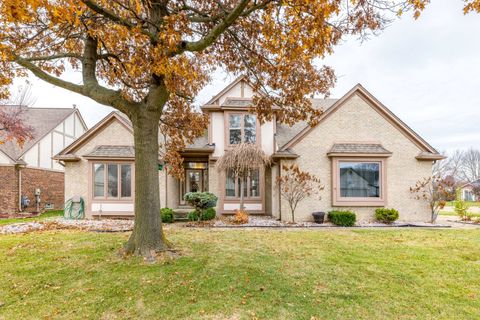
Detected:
[
  {"left": 55, "top": 76, "right": 444, "bottom": 222},
  {"left": 0, "top": 106, "right": 87, "bottom": 214},
  {"left": 459, "top": 179, "right": 480, "bottom": 201}
]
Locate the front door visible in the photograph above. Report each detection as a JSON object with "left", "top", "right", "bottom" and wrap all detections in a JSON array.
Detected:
[{"left": 180, "top": 169, "right": 204, "bottom": 205}]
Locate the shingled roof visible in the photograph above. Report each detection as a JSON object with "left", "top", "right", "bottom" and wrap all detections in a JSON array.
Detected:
[
  {"left": 328, "top": 143, "right": 392, "bottom": 155},
  {"left": 84, "top": 145, "right": 135, "bottom": 158},
  {"left": 0, "top": 105, "right": 76, "bottom": 162},
  {"left": 275, "top": 99, "right": 338, "bottom": 149}
]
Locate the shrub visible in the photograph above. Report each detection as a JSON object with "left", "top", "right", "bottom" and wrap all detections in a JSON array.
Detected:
[
  {"left": 184, "top": 192, "right": 218, "bottom": 211},
  {"left": 160, "top": 207, "right": 174, "bottom": 223},
  {"left": 202, "top": 207, "right": 216, "bottom": 221},
  {"left": 375, "top": 208, "right": 399, "bottom": 224},
  {"left": 327, "top": 210, "right": 356, "bottom": 227},
  {"left": 187, "top": 208, "right": 216, "bottom": 221},
  {"left": 187, "top": 210, "right": 199, "bottom": 221},
  {"left": 233, "top": 209, "right": 249, "bottom": 224}
]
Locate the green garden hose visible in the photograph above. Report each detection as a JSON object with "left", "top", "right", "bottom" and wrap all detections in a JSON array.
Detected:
[{"left": 64, "top": 197, "right": 85, "bottom": 220}]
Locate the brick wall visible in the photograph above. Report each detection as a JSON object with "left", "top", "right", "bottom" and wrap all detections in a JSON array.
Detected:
[
  {"left": 20, "top": 168, "right": 64, "bottom": 213},
  {"left": 0, "top": 166, "right": 19, "bottom": 214}
]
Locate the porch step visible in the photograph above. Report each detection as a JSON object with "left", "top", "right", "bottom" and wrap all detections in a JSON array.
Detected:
[{"left": 173, "top": 208, "right": 192, "bottom": 221}]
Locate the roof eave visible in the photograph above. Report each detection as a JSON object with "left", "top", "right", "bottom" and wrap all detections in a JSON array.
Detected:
[
  {"left": 415, "top": 154, "right": 446, "bottom": 161},
  {"left": 327, "top": 152, "right": 392, "bottom": 158}
]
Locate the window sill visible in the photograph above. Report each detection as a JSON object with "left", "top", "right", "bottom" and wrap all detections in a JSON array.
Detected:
[{"left": 332, "top": 198, "right": 385, "bottom": 207}]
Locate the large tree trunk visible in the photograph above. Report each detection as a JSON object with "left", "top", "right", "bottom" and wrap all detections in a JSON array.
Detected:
[{"left": 125, "top": 108, "right": 170, "bottom": 258}]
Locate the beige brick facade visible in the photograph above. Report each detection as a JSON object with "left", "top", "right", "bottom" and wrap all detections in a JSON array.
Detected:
[{"left": 272, "top": 93, "right": 433, "bottom": 223}]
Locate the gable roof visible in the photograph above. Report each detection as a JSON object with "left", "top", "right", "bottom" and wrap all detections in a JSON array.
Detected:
[
  {"left": 204, "top": 75, "right": 249, "bottom": 106},
  {"left": 280, "top": 84, "right": 440, "bottom": 155},
  {"left": 55, "top": 111, "right": 211, "bottom": 159},
  {"left": 55, "top": 111, "right": 133, "bottom": 157},
  {"left": 0, "top": 105, "right": 81, "bottom": 161},
  {"left": 460, "top": 179, "right": 480, "bottom": 189}
]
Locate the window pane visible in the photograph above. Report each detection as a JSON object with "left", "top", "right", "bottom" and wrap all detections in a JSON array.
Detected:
[
  {"left": 229, "top": 129, "right": 241, "bottom": 144},
  {"left": 93, "top": 164, "right": 105, "bottom": 197},
  {"left": 107, "top": 164, "right": 118, "bottom": 198},
  {"left": 339, "top": 162, "right": 380, "bottom": 197},
  {"left": 250, "top": 169, "right": 260, "bottom": 197},
  {"left": 226, "top": 170, "right": 236, "bottom": 197},
  {"left": 229, "top": 114, "right": 241, "bottom": 128},
  {"left": 121, "top": 165, "right": 132, "bottom": 197},
  {"left": 244, "top": 115, "right": 256, "bottom": 143}
]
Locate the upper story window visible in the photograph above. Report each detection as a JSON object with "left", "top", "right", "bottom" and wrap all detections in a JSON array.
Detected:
[
  {"left": 93, "top": 163, "right": 132, "bottom": 199},
  {"left": 228, "top": 113, "right": 257, "bottom": 145}
]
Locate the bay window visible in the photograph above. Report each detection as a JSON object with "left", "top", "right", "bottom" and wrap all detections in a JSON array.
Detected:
[
  {"left": 93, "top": 163, "right": 132, "bottom": 199},
  {"left": 225, "top": 168, "right": 261, "bottom": 199}
]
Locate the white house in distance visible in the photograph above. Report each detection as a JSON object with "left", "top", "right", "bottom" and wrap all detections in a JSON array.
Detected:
[
  {"left": 55, "top": 76, "right": 445, "bottom": 222},
  {"left": 0, "top": 105, "right": 87, "bottom": 214}
]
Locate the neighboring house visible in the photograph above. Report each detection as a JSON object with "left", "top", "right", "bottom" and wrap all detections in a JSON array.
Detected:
[
  {"left": 55, "top": 76, "right": 444, "bottom": 222},
  {"left": 459, "top": 179, "right": 480, "bottom": 201},
  {"left": 0, "top": 106, "right": 87, "bottom": 214}
]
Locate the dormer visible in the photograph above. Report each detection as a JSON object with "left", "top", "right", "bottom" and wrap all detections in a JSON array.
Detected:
[{"left": 202, "top": 76, "right": 275, "bottom": 158}]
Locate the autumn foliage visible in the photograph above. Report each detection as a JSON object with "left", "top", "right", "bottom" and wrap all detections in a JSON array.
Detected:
[
  {"left": 276, "top": 164, "right": 324, "bottom": 222},
  {"left": 0, "top": 0, "right": 475, "bottom": 256},
  {"left": 0, "top": 107, "right": 33, "bottom": 146},
  {"left": 410, "top": 176, "right": 455, "bottom": 223}
]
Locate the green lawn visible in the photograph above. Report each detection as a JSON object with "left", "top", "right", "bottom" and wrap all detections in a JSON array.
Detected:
[
  {"left": 446, "top": 201, "right": 480, "bottom": 207},
  {"left": 0, "top": 210, "right": 63, "bottom": 226},
  {"left": 439, "top": 211, "right": 480, "bottom": 218},
  {"left": 1, "top": 228, "right": 480, "bottom": 319}
]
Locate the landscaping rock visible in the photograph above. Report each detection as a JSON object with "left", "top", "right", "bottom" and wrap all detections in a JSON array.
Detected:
[{"left": 0, "top": 218, "right": 134, "bottom": 234}]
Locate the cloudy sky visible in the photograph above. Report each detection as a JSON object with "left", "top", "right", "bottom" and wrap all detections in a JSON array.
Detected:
[{"left": 19, "top": 0, "right": 480, "bottom": 153}]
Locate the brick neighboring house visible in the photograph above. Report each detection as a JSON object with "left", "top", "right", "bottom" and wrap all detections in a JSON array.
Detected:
[
  {"left": 56, "top": 76, "right": 446, "bottom": 222},
  {"left": 0, "top": 106, "right": 87, "bottom": 214}
]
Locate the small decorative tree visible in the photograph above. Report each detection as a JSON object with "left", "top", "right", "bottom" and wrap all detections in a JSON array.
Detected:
[
  {"left": 183, "top": 192, "right": 218, "bottom": 221},
  {"left": 276, "top": 164, "right": 324, "bottom": 223},
  {"left": 410, "top": 176, "right": 455, "bottom": 223},
  {"left": 454, "top": 189, "right": 471, "bottom": 221},
  {"left": 216, "top": 143, "right": 270, "bottom": 212}
]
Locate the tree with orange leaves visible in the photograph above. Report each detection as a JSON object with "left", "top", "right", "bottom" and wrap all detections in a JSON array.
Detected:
[{"left": 0, "top": 1, "right": 475, "bottom": 258}]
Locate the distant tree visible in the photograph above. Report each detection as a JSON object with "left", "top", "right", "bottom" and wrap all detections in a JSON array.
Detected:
[
  {"left": 459, "top": 149, "right": 480, "bottom": 182},
  {"left": 410, "top": 176, "right": 455, "bottom": 223},
  {"left": 276, "top": 164, "right": 324, "bottom": 222}
]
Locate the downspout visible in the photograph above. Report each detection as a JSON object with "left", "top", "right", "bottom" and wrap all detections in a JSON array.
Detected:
[
  {"left": 278, "top": 162, "right": 282, "bottom": 221},
  {"left": 18, "top": 167, "right": 22, "bottom": 212},
  {"left": 163, "top": 133, "right": 168, "bottom": 208}
]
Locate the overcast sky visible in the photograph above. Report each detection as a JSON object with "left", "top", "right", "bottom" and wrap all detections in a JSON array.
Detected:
[{"left": 19, "top": 0, "right": 480, "bottom": 153}]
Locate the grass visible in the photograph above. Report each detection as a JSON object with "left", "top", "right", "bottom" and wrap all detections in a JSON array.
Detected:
[
  {"left": 1, "top": 228, "right": 480, "bottom": 319},
  {"left": 446, "top": 201, "right": 480, "bottom": 207},
  {"left": 0, "top": 210, "right": 63, "bottom": 226},
  {"left": 439, "top": 211, "right": 480, "bottom": 217}
]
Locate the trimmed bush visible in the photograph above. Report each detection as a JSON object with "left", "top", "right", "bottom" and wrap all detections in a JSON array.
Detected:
[
  {"left": 183, "top": 192, "right": 218, "bottom": 211},
  {"left": 187, "top": 210, "right": 199, "bottom": 221},
  {"left": 187, "top": 208, "right": 216, "bottom": 221},
  {"left": 202, "top": 207, "right": 216, "bottom": 221},
  {"left": 160, "top": 208, "right": 174, "bottom": 223},
  {"left": 160, "top": 207, "right": 174, "bottom": 223},
  {"left": 375, "top": 208, "right": 399, "bottom": 224},
  {"left": 327, "top": 210, "right": 356, "bottom": 227}
]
